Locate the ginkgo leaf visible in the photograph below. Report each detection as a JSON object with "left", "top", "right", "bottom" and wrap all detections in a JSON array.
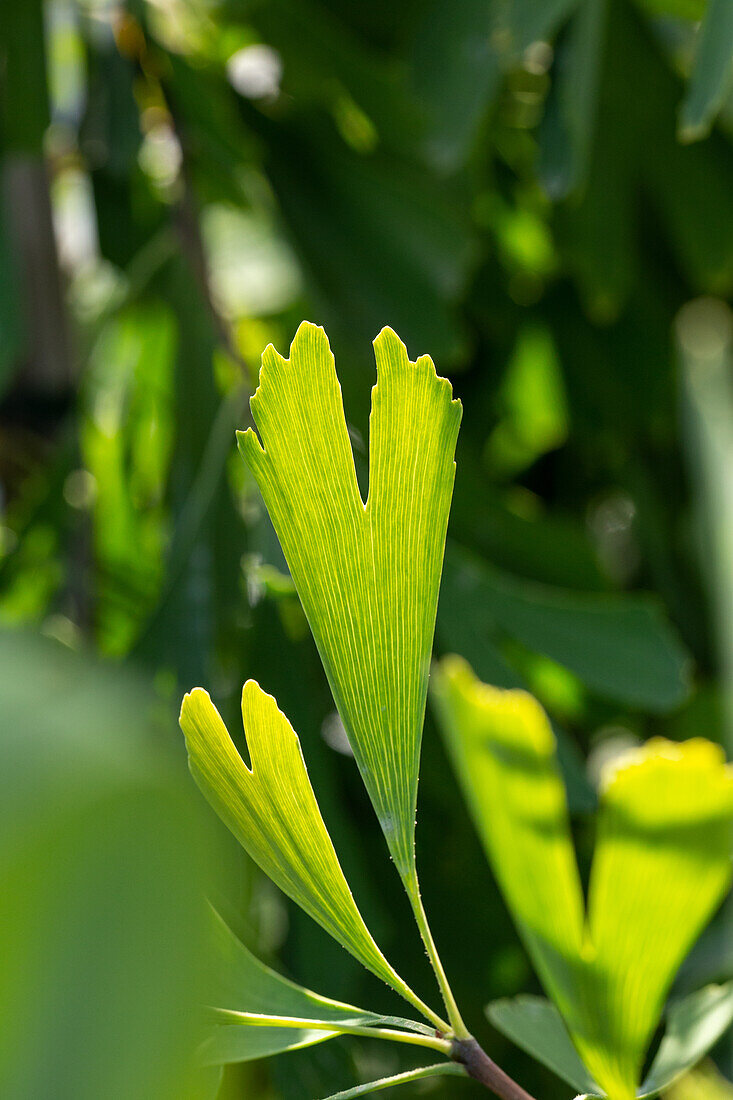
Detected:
[
  {"left": 431, "top": 656, "right": 733, "bottom": 1100},
  {"left": 180, "top": 682, "right": 441, "bottom": 1025},
  {"left": 580, "top": 740, "right": 733, "bottom": 1097},
  {"left": 320, "top": 1063, "right": 467, "bottom": 1099},
  {"left": 487, "top": 983, "right": 733, "bottom": 1099},
  {"left": 430, "top": 655, "right": 587, "bottom": 1031},
  {"left": 237, "top": 321, "right": 461, "bottom": 885}
]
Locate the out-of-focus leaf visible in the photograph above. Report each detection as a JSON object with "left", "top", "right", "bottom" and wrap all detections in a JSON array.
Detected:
[
  {"left": 665, "top": 1062, "right": 733, "bottom": 1100},
  {"left": 586, "top": 742, "right": 733, "bottom": 1097},
  {"left": 409, "top": 0, "right": 581, "bottom": 170},
  {"left": 237, "top": 322, "right": 461, "bottom": 886},
  {"left": 505, "top": 0, "right": 582, "bottom": 48},
  {"left": 200, "top": 911, "right": 385, "bottom": 1065},
  {"left": 437, "top": 546, "right": 596, "bottom": 813},
  {"left": 679, "top": 298, "right": 733, "bottom": 746},
  {"left": 450, "top": 473, "right": 606, "bottom": 589},
  {"left": 679, "top": 0, "right": 733, "bottom": 142},
  {"left": 488, "top": 984, "right": 733, "bottom": 1098},
  {"left": 486, "top": 996, "right": 599, "bottom": 1095},
  {"left": 320, "top": 1063, "right": 466, "bottom": 1099},
  {"left": 250, "top": 117, "right": 471, "bottom": 357},
  {"left": 180, "top": 679, "right": 439, "bottom": 1023},
  {"left": 432, "top": 656, "right": 733, "bottom": 1100},
  {"left": 409, "top": 0, "right": 501, "bottom": 170},
  {"left": 539, "top": 0, "right": 608, "bottom": 199},
  {"left": 484, "top": 325, "right": 568, "bottom": 477},
  {"left": 641, "top": 983, "right": 733, "bottom": 1095},
  {"left": 431, "top": 658, "right": 587, "bottom": 1024},
  {"left": 243, "top": 0, "right": 422, "bottom": 154},
  {"left": 0, "top": 631, "right": 209, "bottom": 1100},
  {"left": 82, "top": 303, "right": 175, "bottom": 655},
  {"left": 442, "top": 545, "right": 691, "bottom": 711}
]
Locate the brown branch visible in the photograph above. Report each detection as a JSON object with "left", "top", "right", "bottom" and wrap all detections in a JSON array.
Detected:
[{"left": 452, "top": 1039, "right": 538, "bottom": 1100}]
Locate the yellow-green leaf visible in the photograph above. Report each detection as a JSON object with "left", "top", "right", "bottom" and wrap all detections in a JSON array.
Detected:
[
  {"left": 432, "top": 656, "right": 733, "bottom": 1100},
  {"left": 180, "top": 681, "right": 438, "bottom": 1023},
  {"left": 237, "top": 321, "right": 461, "bottom": 883},
  {"left": 580, "top": 740, "right": 733, "bottom": 1097},
  {"left": 487, "top": 983, "right": 733, "bottom": 1098},
  {"left": 430, "top": 655, "right": 586, "bottom": 1028}
]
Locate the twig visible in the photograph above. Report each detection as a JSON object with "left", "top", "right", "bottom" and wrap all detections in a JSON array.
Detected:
[{"left": 452, "top": 1038, "right": 538, "bottom": 1100}]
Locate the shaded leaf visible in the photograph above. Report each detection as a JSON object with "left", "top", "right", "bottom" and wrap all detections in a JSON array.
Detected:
[
  {"left": 641, "top": 983, "right": 733, "bottom": 1095},
  {"left": 200, "top": 913, "right": 381, "bottom": 1066},
  {"left": 486, "top": 996, "right": 599, "bottom": 1095},
  {"left": 679, "top": 0, "right": 733, "bottom": 142},
  {"left": 539, "top": 0, "right": 608, "bottom": 199},
  {"left": 237, "top": 321, "right": 461, "bottom": 884},
  {"left": 180, "top": 682, "right": 434, "bottom": 1020},
  {"left": 442, "top": 545, "right": 691, "bottom": 711}
]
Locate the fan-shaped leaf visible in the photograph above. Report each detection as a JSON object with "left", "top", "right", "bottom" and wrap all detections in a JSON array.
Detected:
[
  {"left": 237, "top": 321, "right": 461, "bottom": 884},
  {"left": 487, "top": 984, "right": 733, "bottom": 1098},
  {"left": 432, "top": 656, "right": 733, "bottom": 1100},
  {"left": 180, "top": 682, "right": 436, "bottom": 1021}
]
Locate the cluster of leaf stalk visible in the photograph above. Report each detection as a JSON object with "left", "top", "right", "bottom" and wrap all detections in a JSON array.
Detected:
[{"left": 180, "top": 322, "right": 733, "bottom": 1100}]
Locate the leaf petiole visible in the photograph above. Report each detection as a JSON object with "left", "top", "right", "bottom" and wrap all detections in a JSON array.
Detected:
[{"left": 405, "top": 872, "right": 471, "bottom": 1039}]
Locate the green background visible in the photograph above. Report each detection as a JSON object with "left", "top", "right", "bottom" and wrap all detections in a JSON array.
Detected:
[{"left": 1, "top": 0, "right": 733, "bottom": 1097}]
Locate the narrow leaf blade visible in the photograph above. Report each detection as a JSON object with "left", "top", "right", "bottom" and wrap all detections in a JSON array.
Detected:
[
  {"left": 321, "top": 1063, "right": 466, "bottom": 1099},
  {"left": 679, "top": 0, "right": 733, "bottom": 142}
]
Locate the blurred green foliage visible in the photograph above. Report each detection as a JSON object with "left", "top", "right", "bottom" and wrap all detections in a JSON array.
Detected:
[{"left": 1, "top": 0, "right": 733, "bottom": 1097}]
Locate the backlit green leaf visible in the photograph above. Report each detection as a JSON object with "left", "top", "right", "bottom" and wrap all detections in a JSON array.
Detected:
[
  {"left": 432, "top": 656, "right": 733, "bottom": 1100},
  {"left": 237, "top": 321, "right": 461, "bottom": 884},
  {"left": 582, "top": 742, "right": 733, "bottom": 1097},
  {"left": 180, "top": 681, "right": 437, "bottom": 1022},
  {"left": 487, "top": 984, "right": 733, "bottom": 1098},
  {"left": 431, "top": 657, "right": 587, "bottom": 1026}
]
